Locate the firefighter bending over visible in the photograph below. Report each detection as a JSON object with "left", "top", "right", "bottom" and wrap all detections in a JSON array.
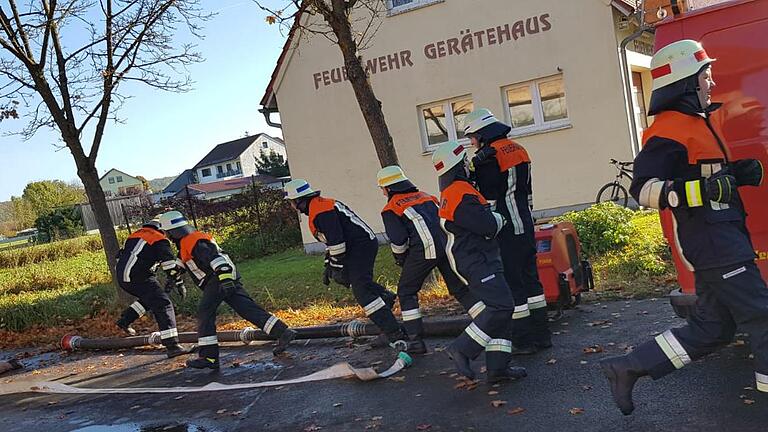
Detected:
[
  {"left": 115, "top": 218, "right": 189, "bottom": 359},
  {"left": 158, "top": 211, "right": 296, "bottom": 369}
]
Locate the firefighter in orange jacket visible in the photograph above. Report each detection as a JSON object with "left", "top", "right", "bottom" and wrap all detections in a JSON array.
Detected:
[
  {"left": 432, "top": 141, "right": 524, "bottom": 382},
  {"left": 463, "top": 108, "right": 552, "bottom": 355},
  {"left": 158, "top": 211, "right": 296, "bottom": 369},
  {"left": 600, "top": 39, "right": 768, "bottom": 415},
  {"left": 115, "top": 218, "right": 189, "bottom": 358},
  {"left": 283, "top": 180, "right": 410, "bottom": 352}
]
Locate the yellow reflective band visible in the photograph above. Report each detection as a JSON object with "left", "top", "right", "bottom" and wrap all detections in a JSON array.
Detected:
[
  {"left": 485, "top": 338, "right": 512, "bottom": 353},
  {"left": 756, "top": 372, "right": 768, "bottom": 393},
  {"left": 378, "top": 173, "right": 405, "bottom": 186},
  {"left": 685, "top": 180, "right": 703, "bottom": 207},
  {"left": 512, "top": 304, "right": 530, "bottom": 320},
  {"left": 464, "top": 323, "right": 491, "bottom": 347},
  {"left": 656, "top": 332, "right": 687, "bottom": 369},
  {"left": 218, "top": 273, "right": 234, "bottom": 281},
  {"left": 468, "top": 301, "right": 486, "bottom": 319}
]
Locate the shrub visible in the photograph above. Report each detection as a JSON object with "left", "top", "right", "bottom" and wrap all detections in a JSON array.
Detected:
[
  {"left": 0, "top": 251, "right": 111, "bottom": 295},
  {"left": 553, "top": 202, "right": 634, "bottom": 257},
  {"left": 35, "top": 206, "right": 84, "bottom": 242}
]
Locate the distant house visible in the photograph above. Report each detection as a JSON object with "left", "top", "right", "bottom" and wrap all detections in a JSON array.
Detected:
[
  {"left": 99, "top": 168, "right": 144, "bottom": 197},
  {"left": 194, "top": 134, "right": 286, "bottom": 185},
  {"left": 173, "top": 174, "right": 285, "bottom": 201},
  {"left": 155, "top": 169, "right": 196, "bottom": 201}
]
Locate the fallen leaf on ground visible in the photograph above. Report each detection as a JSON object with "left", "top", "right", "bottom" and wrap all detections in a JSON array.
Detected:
[
  {"left": 216, "top": 409, "right": 227, "bottom": 415},
  {"left": 546, "top": 358, "right": 557, "bottom": 365},
  {"left": 490, "top": 400, "right": 507, "bottom": 408},
  {"left": 487, "top": 390, "right": 499, "bottom": 396},
  {"left": 507, "top": 407, "right": 525, "bottom": 416},
  {"left": 304, "top": 425, "right": 322, "bottom": 432},
  {"left": 582, "top": 385, "right": 593, "bottom": 391},
  {"left": 416, "top": 424, "right": 432, "bottom": 430},
  {"left": 371, "top": 416, "right": 383, "bottom": 421},
  {"left": 333, "top": 403, "right": 342, "bottom": 407},
  {"left": 582, "top": 345, "right": 604, "bottom": 354},
  {"left": 569, "top": 408, "right": 585, "bottom": 415},
  {"left": 388, "top": 376, "right": 405, "bottom": 382},
  {"left": 588, "top": 320, "right": 610, "bottom": 327},
  {"left": 744, "top": 399, "right": 756, "bottom": 405}
]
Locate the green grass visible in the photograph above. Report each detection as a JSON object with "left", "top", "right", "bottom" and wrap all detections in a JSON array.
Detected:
[{"left": 0, "top": 246, "right": 404, "bottom": 332}]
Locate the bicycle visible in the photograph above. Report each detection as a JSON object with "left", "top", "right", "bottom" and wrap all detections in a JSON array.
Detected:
[{"left": 596, "top": 159, "right": 633, "bottom": 207}]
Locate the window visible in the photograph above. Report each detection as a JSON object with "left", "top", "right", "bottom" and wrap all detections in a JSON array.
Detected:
[
  {"left": 419, "top": 96, "right": 474, "bottom": 151},
  {"left": 226, "top": 163, "right": 232, "bottom": 172},
  {"left": 116, "top": 176, "right": 123, "bottom": 183},
  {"left": 503, "top": 75, "right": 570, "bottom": 136},
  {"left": 201, "top": 168, "right": 211, "bottom": 177},
  {"left": 262, "top": 142, "right": 269, "bottom": 149},
  {"left": 388, "top": 0, "right": 443, "bottom": 15},
  {"left": 236, "top": 161, "right": 242, "bottom": 171},
  {"left": 108, "top": 177, "right": 115, "bottom": 184},
  {"left": 217, "top": 166, "right": 224, "bottom": 175}
]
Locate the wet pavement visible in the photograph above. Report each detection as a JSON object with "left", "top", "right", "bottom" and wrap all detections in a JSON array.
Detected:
[{"left": 2, "top": 298, "right": 768, "bottom": 431}]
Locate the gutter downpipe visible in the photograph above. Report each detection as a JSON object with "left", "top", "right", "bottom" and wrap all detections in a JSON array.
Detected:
[
  {"left": 259, "top": 107, "right": 282, "bottom": 129},
  {"left": 619, "top": 23, "right": 653, "bottom": 157}
]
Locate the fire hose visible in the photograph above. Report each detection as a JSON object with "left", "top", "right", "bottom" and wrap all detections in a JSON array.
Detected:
[{"left": 60, "top": 317, "right": 472, "bottom": 351}]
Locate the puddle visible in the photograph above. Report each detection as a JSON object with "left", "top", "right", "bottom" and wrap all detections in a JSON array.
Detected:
[
  {"left": 234, "top": 360, "right": 281, "bottom": 373},
  {"left": 71, "top": 423, "right": 218, "bottom": 432}
]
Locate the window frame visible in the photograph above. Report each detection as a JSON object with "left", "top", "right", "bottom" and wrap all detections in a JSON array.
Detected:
[
  {"left": 418, "top": 95, "right": 474, "bottom": 153},
  {"left": 387, "top": 0, "right": 444, "bottom": 16},
  {"left": 108, "top": 177, "right": 115, "bottom": 184},
  {"left": 502, "top": 74, "right": 571, "bottom": 138},
  {"left": 116, "top": 175, "right": 123, "bottom": 183},
  {"left": 201, "top": 168, "right": 211, "bottom": 177}
]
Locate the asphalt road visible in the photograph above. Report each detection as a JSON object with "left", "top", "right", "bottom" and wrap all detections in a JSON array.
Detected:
[{"left": 1, "top": 298, "right": 767, "bottom": 432}]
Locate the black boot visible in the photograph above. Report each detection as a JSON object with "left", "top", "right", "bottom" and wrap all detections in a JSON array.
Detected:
[
  {"left": 116, "top": 319, "right": 137, "bottom": 336},
  {"left": 446, "top": 345, "right": 475, "bottom": 380},
  {"left": 186, "top": 357, "right": 220, "bottom": 370},
  {"left": 600, "top": 355, "right": 647, "bottom": 415},
  {"left": 273, "top": 328, "right": 297, "bottom": 355},
  {"left": 487, "top": 366, "right": 528, "bottom": 385},
  {"left": 406, "top": 338, "right": 427, "bottom": 355},
  {"left": 165, "top": 344, "right": 190, "bottom": 359}
]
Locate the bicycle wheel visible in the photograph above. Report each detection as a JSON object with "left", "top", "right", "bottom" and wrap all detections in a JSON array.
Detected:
[{"left": 596, "top": 183, "right": 629, "bottom": 207}]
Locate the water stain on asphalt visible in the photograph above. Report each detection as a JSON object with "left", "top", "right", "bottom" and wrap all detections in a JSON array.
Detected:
[{"left": 71, "top": 423, "right": 219, "bottom": 432}]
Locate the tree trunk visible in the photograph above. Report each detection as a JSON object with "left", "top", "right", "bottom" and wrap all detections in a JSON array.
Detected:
[
  {"left": 65, "top": 136, "right": 130, "bottom": 304},
  {"left": 330, "top": 12, "right": 399, "bottom": 167}
]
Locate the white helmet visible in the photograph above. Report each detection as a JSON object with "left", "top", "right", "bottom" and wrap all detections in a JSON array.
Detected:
[
  {"left": 463, "top": 108, "right": 499, "bottom": 135},
  {"left": 377, "top": 165, "right": 409, "bottom": 187},
  {"left": 432, "top": 141, "right": 467, "bottom": 176},
  {"left": 283, "top": 179, "right": 316, "bottom": 200},
  {"left": 651, "top": 39, "right": 715, "bottom": 91},
  {"left": 158, "top": 211, "right": 188, "bottom": 231}
]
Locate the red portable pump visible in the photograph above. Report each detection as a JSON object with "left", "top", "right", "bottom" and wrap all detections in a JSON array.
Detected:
[
  {"left": 652, "top": 0, "right": 768, "bottom": 317},
  {"left": 535, "top": 222, "right": 594, "bottom": 316}
]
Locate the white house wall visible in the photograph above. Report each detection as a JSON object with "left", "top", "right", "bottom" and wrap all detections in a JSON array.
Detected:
[{"left": 273, "top": 0, "right": 636, "bottom": 245}]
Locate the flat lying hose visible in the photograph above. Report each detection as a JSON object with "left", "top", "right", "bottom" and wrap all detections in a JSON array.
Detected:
[
  {"left": 61, "top": 318, "right": 471, "bottom": 351},
  {"left": 0, "top": 353, "right": 413, "bottom": 396}
]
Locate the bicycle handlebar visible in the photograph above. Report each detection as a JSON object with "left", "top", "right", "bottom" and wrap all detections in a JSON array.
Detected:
[{"left": 609, "top": 159, "right": 633, "bottom": 167}]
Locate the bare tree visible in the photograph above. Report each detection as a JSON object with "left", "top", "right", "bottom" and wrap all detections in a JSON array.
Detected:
[
  {"left": 256, "top": 0, "right": 399, "bottom": 167},
  {"left": 0, "top": 0, "right": 209, "bottom": 301}
]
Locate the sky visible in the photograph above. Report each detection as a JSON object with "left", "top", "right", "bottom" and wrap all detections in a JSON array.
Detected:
[{"left": 0, "top": 1, "right": 291, "bottom": 201}]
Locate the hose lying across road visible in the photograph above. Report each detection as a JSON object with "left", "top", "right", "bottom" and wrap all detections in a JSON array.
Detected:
[{"left": 60, "top": 318, "right": 472, "bottom": 351}]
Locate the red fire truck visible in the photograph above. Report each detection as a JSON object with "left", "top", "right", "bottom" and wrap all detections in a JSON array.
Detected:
[{"left": 651, "top": 0, "right": 768, "bottom": 317}]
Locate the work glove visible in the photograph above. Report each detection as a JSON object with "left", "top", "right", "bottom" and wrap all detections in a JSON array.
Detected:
[
  {"left": 330, "top": 267, "right": 350, "bottom": 287},
  {"left": 732, "top": 159, "right": 764, "bottom": 187},
  {"left": 322, "top": 262, "right": 331, "bottom": 286},
  {"left": 174, "top": 278, "right": 187, "bottom": 299},
  {"left": 471, "top": 145, "right": 497, "bottom": 168},
  {"left": 664, "top": 172, "right": 738, "bottom": 208},
  {"left": 393, "top": 250, "right": 408, "bottom": 267}
]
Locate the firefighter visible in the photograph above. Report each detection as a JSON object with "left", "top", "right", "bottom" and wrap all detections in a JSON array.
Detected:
[
  {"left": 462, "top": 108, "right": 552, "bottom": 355},
  {"left": 114, "top": 218, "right": 189, "bottom": 358},
  {"left": 377, "top": 165, "right": 476, "bottom": 354},
  {"left": 158, "top": 211, "right": 296, "bottom": 369},
  {"left": 600, "top": 39, "right": 768, "bottom": 415},
  {"left": 283, "top": 179, "right": 410, "bottom": 352},
  {"left": 432, "top": 141, "right": 523, "bottom": 382}
]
